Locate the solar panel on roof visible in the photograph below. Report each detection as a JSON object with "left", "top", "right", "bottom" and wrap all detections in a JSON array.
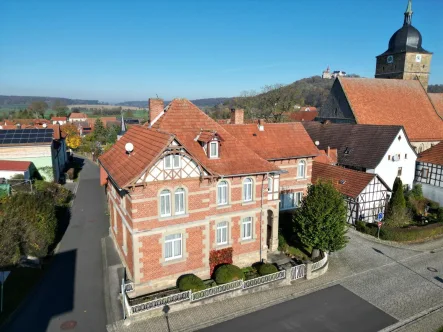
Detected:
[{"left": 0, "top": 128, "right": 54, "bottom": 145}]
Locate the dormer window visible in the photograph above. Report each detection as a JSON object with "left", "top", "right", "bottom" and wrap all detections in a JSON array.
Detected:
[{"left": 209, "top": 141, "right": 219, "bottom": 158}]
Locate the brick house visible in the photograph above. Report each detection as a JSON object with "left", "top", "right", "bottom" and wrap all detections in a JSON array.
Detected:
[{"left": 99, "top": 99, "right": 319, "bottom": 296}]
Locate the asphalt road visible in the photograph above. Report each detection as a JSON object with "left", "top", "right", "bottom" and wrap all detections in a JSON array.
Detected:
[
  {"left": 3, "top": 157, "right": 109, "bottom": 332},
  {"left": 202, "top": 285, "right": 397, "bottom": 332}
]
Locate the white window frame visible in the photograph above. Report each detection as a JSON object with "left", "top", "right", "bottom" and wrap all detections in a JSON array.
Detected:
[
  {"left": 164, "top": 154, "right": 180, "bottom": 170},
  {"left": 242, "top": 217, "right": 253, "bottom": 240},
  {"left": 243, "top": 178, "right": 253, "bottom": 202},
  {"left": 175, "top": 188, "right": 185, "bottom": 215},
  {"left": 217, "top": 181, "right": 228, "bottom": 205},
  {"left": 297, "top": 160, "right": 306, "bottom": 178},
  {"left": 173, "top": 154, "right": 181, "bottom": 168},
  {"left": 209, "top": 141, "right": 219, "bottom": 158},
  {"left": 160, "top": 190, "right": 171, "bottom": 217},
  {"left": 268, "top": 176, "right": 273, "bottom": 193},
  {"left": 295, "top": 192, "right": 303, "bottom": 207},
  {"left": 164, "top": 233, "right": 182, "bottom": 261},
  {"left": 164, "top": 155, "right": 173, "bottom": 170},
  {"left": 216, "top": 221, "right": 228, "bottom": 245}
]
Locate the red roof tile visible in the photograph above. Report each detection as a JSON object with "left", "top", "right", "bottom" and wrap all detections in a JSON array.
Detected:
[
  {"left": 299, "top": 106, "right": 318, "bottom": 112},
  {"left": 339, "top": 77, "right": 443, "bottom": 142},
  {"left": 314, "top": 148, "right": 338, "bottom": 164},
  {"left": 99, "top": 126, "right": 174, "bottom": 188},
  {"left": 312, "top": 162, "right": 382, "bottom": 198},
  {"left": 417, "top": 142, "right": 443, "bottom": 166},
  {"left": 69, "top": 112, "right": 88, "bottom": 119},
  {"left": 51, "top": 117, "right": 67, "bottom": 121},
  {"left": 428, "top": 93, "right": 443, "bottom": 119},
  {"left": 222, "top": 122, "right": 319, "bottom": 160},
  {"left": 152, "top": 99, "right": 279, "bottom": 176},
  {"left": 0, "top": 160, "right": 31, "bottom": 172},
  {"left": 287, "top": 111, "right": 318, "bottom": 122}
]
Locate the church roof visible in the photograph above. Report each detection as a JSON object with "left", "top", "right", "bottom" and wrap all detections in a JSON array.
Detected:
[{"left": 337, "top": 77, "right": 443, "bottom": 142}]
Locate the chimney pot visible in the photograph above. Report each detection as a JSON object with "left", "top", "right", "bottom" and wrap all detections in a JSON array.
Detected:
[
  {"left": 327, "top": 146, "right": 330, "bottom": 157},
  {"left": 258, "top": 119, "right": 265, "bottom": 131}
]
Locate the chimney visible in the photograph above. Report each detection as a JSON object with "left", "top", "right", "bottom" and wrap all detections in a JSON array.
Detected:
[
  {"left": 148, "top": 98, "right": 164, "bottom": 124},
  {"left": 327, "top": 146, "right": 330, "bottom": 157},
  {"left": 258, "top": 119, "right": 265, "bottom": 131},
  {"left": 230, "top": 108, "right": 244, "bottom": 124}
]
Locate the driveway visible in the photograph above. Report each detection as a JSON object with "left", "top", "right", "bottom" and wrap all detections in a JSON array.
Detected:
[{"left": 3, "top": 157, "right": 110, "bottom": 332}]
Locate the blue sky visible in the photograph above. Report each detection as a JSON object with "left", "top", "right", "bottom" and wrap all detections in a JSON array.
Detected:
[{"left": 1, "top": 0, "right": 442, "bottom": 103}]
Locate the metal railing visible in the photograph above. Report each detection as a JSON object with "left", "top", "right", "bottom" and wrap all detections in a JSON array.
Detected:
[
  {"left": 191, "top": 280, "right": 243, "bottom": 302},
  {"left": 311, "top": 253, "right": 328, "bottom": 271},
  {"left": 243, "top": 270, "right": 286, "bottom": 289},
  {"left": 290, "top": 264, "right": 306, "bottom": 280},
  {"left": 130, "top": 290, "right": 191, "bottom": 315}
]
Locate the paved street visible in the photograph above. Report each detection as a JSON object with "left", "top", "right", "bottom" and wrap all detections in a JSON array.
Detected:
[
  {"left": 3, "top": 157, "right": 110, "bottom": 332},
  {"left": 201, "top": 285, "right": 397, "bottom": 332},
  {"left": 108, "top": 229, "right": 443, "bottom": 332}
]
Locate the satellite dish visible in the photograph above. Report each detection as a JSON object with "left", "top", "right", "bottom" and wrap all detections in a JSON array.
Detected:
[
  {"left": 42, "top": 123, "right": 47, "bottom": 128},
  {"left": 125, "top": 142, "right": 134, "bottom": 153},
  {"left": 315, "top": 141, "right": 320, "bottom": 146}
]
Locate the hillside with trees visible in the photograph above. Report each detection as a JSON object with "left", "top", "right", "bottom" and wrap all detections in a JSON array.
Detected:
[
  {"left": 0, "top": 95, "right": 101, "bottom": 107},
  {"left": 116, "top": 97, "right": 230, "bottom": 109}
]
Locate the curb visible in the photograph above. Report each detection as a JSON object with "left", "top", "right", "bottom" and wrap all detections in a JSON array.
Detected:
[{"left": 102, "top": 237, "right": 115, "bottom": 325}]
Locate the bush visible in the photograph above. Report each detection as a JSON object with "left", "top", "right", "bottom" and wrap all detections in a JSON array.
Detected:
[
  {"left": 409, "top": 184, "right": 423, "bottom": 199},
  {"left": 34, "top": 181, "right": 73, "bottom": 207},
  {"left": 177, "top": 274, "right": 206, "bottom": 292},
  {"left": 278, "top": 233, "right": 288, "bottom": 252},
  {"left": 381, "top": 223, "right": 443, "bottom": 242},
  {"left": 355, "top": 221, "right": 367, "bottom": 232},
  {"left": 438, "top": 208, "right": 443, "bottom": 223},
  {"left": 258, "top": 263, "right": 278, "bottom": 276},
  {"left": 209, "top": 247, "right": 233, "bottom": 276},
  {"left": 428, "top": 200, "right": 440, "bottom": 210},
  {"left": 214, "top": 264, "right": 244, "bottom": 284}
]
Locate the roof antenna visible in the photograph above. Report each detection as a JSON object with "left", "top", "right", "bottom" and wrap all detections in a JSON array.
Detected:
[{"left": 156, "top": 94, "right": 159, "bottom": 99}]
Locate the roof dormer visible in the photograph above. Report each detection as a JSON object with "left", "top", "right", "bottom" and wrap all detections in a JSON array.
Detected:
[{"left": 195, "top": 129, "right": 224, "bottom": 159}]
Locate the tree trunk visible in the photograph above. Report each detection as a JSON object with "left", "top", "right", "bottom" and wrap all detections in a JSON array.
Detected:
[{"left": 311, "top": 248, "right": 320, "bottom": 259}]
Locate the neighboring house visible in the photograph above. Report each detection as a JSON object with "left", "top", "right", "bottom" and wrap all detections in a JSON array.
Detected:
[
  {"left": 415, "top": 142, "right": 443, "bottom": 205},
  {"left": 322, "top": 66, "right": 332, "bottom": 79},
  {"left": 51, "top": 117, "right": 67, "bottom": 125},
  {"left": 222, "top": 109, "right": 319, "bottom": 212},
  {"left": 312, "top": 162, "right": 391, "bottom": 224},
  {"left": 68, "top": 112, "right": 88, "bottom": 122},
  {"left": 99, "top": 99, "right": 284, "bottom": 296},
  {"left": 286, "top": 110, "right": 318, "bottom": 122},
  {"left": 0, "top": 160, "right": 33, "bottom": 180},
  {"left": 72, "top": 121, "right": 92, "bottom": 136},
  {"left": 0, "top": 126, "right": 67, "bottom": 182},
  {"left": 331, "top": 71, "right": 347, "bottom": 78},
  {"left": 318, "top": 77, "right": 443, "bottom": 152},
  {"left": 303, "top": 122, "right": 417, "bottom": 190}
]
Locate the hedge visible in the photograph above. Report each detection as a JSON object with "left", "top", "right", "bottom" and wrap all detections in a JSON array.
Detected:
[
  {"left": 214, "top": 264, "right": 244, "bottom": 284},
  {"left": 258, "top": 263, "right": 278, "bottom": 276},
  {"left": 177, "top": 274, "right": 206, "bottom": 292},
  {"left": 356, "top": 221, "right": 443, "bottom": 242}
]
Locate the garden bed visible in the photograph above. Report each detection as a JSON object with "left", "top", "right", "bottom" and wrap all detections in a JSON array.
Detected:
[{"left": 278, "top": 212, "right": 312, "bottom": 262}]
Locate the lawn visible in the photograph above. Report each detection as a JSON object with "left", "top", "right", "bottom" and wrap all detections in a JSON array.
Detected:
[{"left": 0, "top": 267, "right": 45, "bottom": 326}]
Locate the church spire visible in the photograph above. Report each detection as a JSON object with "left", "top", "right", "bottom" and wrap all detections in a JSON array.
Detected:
[{"left": 404, "top": 0, "right": 413, "bottom": 26}]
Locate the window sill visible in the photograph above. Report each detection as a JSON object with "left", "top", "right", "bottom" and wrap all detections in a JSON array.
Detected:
[
  {"left": 241, "top": 201, "right": 255, "bottom": 206},
  {"left": 162, "top": 257, "right": 186, "bottom": 266},
  {"left": 214, "top": 243, "right": 232, "bottom": 250},
  {"left": 216, "top": 204, "right": 231, "bottom": 210},
  {"left": 240, "top": 238, "right": 255, "bottom": 244},
  {"left": 159, "top": 214, "right": 190, "bottom": 221}
]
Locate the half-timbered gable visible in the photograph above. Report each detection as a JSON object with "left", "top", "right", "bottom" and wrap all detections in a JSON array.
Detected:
[
  {"left": 312, "top": 162, "right": 391, "bottom": 224},
  {"left": 415, "top": 142, "right": 443, "bottom": 205}
]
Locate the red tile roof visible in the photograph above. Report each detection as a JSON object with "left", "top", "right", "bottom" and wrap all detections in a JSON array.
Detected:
[
  {"left": 51, "top": 117, "right": 67, "bottom": 121},
  {"left": 299, "top": 106, "right": 318, "bottom": 112},
  {"left": 99, "top": 126, "right": 174, "bottom": 188},
  {"left": 287, "top": 111, "right": 318, "bottom": 122},
  {"left": 428, "top": 93, "right": 443, "bottom": 118},
  {"left": 69, "top": 112, "right": 88, "bottom": 119},
  {"left": 417, "top": 142, "right": 443, "bottom": 166},
  {"left": 339, "top": 77, "right": 443, "bottom": 142},
  {"left": 0, "top": 160, "right": 31, "bottom": 172},
  {"left": 151, "top": 99, "right": 279, "bottom": 176},
  {"left": 312, "top": 162, "right": 383, "bottom": 198},
  {"left": 314, "top": 148, "right": 338, "bottom": 164},
  {"left": 222, "top": 122, "right": 319, "bottom": 160}
]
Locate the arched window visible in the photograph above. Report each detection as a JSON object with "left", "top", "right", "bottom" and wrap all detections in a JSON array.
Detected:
[
  {"left": 160, "top": 189, "right": 171, "bottom": 217},
  {"left": 217, "top": 181, "right": 228, "bottom": 205},
  {"left": 175, "top": 188, "right": 185, "bottom": 215},
  {"left": 243, "top": 178, "right": 253, "bottom": 202},
  {"left": 297, "top": 160, "right": 306, "bottom": 178}
]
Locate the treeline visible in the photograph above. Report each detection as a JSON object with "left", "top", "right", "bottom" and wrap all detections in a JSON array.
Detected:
[
  {"left": 117, "top": 97, "right": 230, "bottom": 109},
  {"left": 0, "top": 95, "right": 101, "bottom": 106},
  {"left": 428, "top": 84, "right": 443, "bottom": 93}
]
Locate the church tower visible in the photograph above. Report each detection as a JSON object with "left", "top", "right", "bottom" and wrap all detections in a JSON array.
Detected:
[{"left": 375, "top": 0, "right": 433, "bottom": 90}]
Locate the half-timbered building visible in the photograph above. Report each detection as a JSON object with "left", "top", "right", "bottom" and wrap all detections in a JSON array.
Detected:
[
  {"left": 312, "top": 162, "right": 391, "bottom": 224},
  {"left": 99, "top": 99, "right": 291, "bottom": 296},
  {"left": 415, "top": 142, "right": 443, "bottom": 205}
]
